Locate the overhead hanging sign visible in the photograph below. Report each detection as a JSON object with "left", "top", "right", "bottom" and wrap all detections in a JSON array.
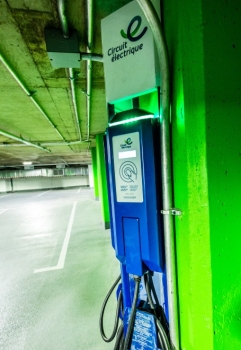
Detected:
[{"left": 101, "top": 0, "right": 160, "bottom": 104}]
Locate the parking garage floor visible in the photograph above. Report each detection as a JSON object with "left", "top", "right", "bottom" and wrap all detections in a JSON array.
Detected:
[{"left": 0, "top": 187, "right": 119, "bottom": 350}]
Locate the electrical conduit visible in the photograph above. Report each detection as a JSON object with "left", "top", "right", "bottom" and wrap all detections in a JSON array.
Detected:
[
  {"left": 0, "top": 129, "right": 50, "bottom": 153},
  {"left": 86, "top": 0, "right": 93, "bottom": 141},
  {"left": 57, "top": 0, "right": 82, "bottom": 142},
  {"left": 136, "top": 0, "right": 180, "bottom": 349}
]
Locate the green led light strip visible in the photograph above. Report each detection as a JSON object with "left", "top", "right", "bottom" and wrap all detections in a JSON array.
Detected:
[{"left": 108, "top": 114, "right": 153, "bottom": 127}]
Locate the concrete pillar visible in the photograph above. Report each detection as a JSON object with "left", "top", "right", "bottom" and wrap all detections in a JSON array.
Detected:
[
  {"left": 164, "top": 0, "right": 241, "bottom": 349},
  {"left": 95, "top": 135, "right": 110, "bottom": 229},
  {"left": 91, "top": 147, "right": 99, "bottom": 200},
  {"left": 164, "top": 1, "right": 212, "bottom": 349},
  {"left": 88, "top": 164, "right": 94, "bottom": 188}
]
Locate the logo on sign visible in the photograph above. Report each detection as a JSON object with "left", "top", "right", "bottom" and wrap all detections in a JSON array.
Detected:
[
  {"left": 120, "top": 137, "right": 133, "bottom": 149},
  {"left": 125, "top": 137, "right": 133, "bottom": 145},
  {"left": 120, "top": 15, "right": 148, "bottom": 42},
  {"left": 107, "top": 15, "right": 148, "bottom": 63}
]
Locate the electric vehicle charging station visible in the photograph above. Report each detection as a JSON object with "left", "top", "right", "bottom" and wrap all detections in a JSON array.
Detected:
[
  {"left": 100, "top": 2, "right": 172, "bottom": 349},
  {"left": 101, "top": 101, "right": 171, "bottom": 350},
  {"left": 106, "top": 110, "right": 164, "bottom": 277}
]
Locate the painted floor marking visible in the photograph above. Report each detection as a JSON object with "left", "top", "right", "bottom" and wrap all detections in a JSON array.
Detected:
[
  {"left": 77, "top": 187, "right": 81, "bottom": 193},
  {"left": 36, "top": 190, "right": 51, "bottom": 197},
  {"left": 0, "top": 194, "right": 10, "bottom": 199},
  {"left": 34, "top": 201, "right": 77, "bottom": 273},
  {"left": 0, "top": 209, "right": 8, "bottom": 215}
]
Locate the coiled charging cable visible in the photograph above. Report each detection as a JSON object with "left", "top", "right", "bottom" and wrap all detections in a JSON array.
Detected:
[{"left": 99, "top": 275, "right": 123, "bottom": 343}]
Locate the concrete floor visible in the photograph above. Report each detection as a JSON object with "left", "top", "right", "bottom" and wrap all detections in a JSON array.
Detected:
[{"left": 0, "top": 187, "right": 119, "bottom": 350}]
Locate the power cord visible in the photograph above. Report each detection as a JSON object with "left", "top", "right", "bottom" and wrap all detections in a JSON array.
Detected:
[
  {"left": 123, "top": 275, "right": 141, "bottom": 350},
  {"left": 144, "top": 272, "right": 172, "bottom": 350},
  {"left": 99, "top": 273, "right": 172, "bottom": 350},
  {"left": 99, "top": 275, "right": 122, "bottom": 343}
]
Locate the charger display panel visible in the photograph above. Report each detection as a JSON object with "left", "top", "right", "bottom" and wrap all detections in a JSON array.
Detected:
[{"left": 112, "top": 132, "right": 143, "bottom": 203}]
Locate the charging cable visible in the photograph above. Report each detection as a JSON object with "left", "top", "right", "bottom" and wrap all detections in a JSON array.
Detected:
[
  {"left": 99, "top": 275, "right": 122, "bottom": 343},
  {"left": 123, "top": 275, "right": 141, "bottom": 350},
  {"left": 144, "top": 272, "right": 172, "bottom": 350}
]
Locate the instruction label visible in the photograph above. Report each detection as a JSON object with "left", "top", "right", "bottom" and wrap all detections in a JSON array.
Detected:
[
  {"left": 124, "top": 308, "right": 158, "bottom": 349},
  {"left": 112, "top": 132, "right": 143, "bottom": 203}
]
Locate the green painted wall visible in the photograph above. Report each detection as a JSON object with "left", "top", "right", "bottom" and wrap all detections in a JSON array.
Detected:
[
  {"left": 163, "top": 0, "right": 241, "bottom": 349},
  {"left": 96, "top": 134, "right": 110, "bottom": 229},
  {"left": 91, "top": 147, "right": 99, "bottom": 200}
]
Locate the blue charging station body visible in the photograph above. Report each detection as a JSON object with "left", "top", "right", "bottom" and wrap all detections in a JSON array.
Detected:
[{"left": 105, "top": 118, "right": 164, "bottom": 276}]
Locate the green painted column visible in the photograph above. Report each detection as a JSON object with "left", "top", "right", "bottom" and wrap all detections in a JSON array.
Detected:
[
  {"left": 164, "top": 0, "right": 213, "bottom": 349},
  {"left": 91, "top": 147, "right": 99, "bottom": 200},
  {"left": 164, "top": 0, "right": 241, "bottom": 349},
  {"left": 203, "top": 1, "right": 241, "bottom": 349},
  {"left": 95, "top": 134, "right": 110, "bottom": 229}
]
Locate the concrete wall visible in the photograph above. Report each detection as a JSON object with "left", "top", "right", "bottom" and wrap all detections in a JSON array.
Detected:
[
  {"left": 88, "top": 165, "right": 94, "bottom": 188},
  {"left": 163, "top": 0, "right": 241, "bottom": 349},
  {"left": 0, "top": 176, "right": 89, "bottom": 193},
  {"left": 0, "top": 179, "right": 12, "bottom": 193}
]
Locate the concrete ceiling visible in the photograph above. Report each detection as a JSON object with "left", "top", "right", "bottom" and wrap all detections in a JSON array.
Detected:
[{"left": 0, "top": 0, "right": 130, "bottom": 168}]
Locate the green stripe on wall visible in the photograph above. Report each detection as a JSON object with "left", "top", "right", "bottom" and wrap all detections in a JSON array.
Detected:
[
  {"left": 96, "top": 134, "right": 110, "bottom": 229},
  {"left": 91, "top": 147, "right": 99, "bottom": 199}
]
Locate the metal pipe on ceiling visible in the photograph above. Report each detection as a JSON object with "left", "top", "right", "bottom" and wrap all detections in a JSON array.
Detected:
[
  {"left": 81, "top": 53, "right": 103, "bottom": 62},
  {"left": 69, "top": 68, "right": 81, "bottom": 141},
  {"left": 0, "top": 140, "right": 86, "bottom": 147},
  {"left": 0, "top": 129, "right": 51, "bottom": 153},
  {"left": 57, "top": 0, "right": 101, "bottom": 143},
  {"left": 57, "top": 0, "right": 82, "bottom": 142},
  {"left": 0, "top": 54, "right": 29, "bottom": 95},
  {"left": 86, "top": 0, "right": 93, "bottom": 141},
  {"left": 57, "top": 0, "right": 69, "bottom": 38},
  {"left": 0, "top": 53, "right": 66, "bottom": 143},
  {"left": 41, "top": 140, "right": 84, "bottom": 146},
  {"left": 29, "top": 96, "right": 65, "bottom": 141},
  {"left": 136, "top": 0, "right": 180, "bottom": 349}
]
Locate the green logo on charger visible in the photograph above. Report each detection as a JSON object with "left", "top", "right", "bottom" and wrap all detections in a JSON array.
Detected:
[
  {"left": 120, "top": 137, "right": 133, "bottom": 149},
  {"left": 121, "top": 15, "right": 148, "bottom": 42},
  {"left": 125, "top": 138, "right": 133, "bottom": 145}
]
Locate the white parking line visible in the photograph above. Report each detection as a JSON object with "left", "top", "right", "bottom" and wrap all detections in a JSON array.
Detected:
[
  {"left": 77, "top": 188, "right": 81, "bottom": 193},
  {"left": 0, "top": 209, "right": 8, "bottom": 215},
  {"left": 36, "top": 190, "right": 51, "bottom": 197},
  {"left": 34, "top": 202, "right": 77, "bottom": 273}
]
